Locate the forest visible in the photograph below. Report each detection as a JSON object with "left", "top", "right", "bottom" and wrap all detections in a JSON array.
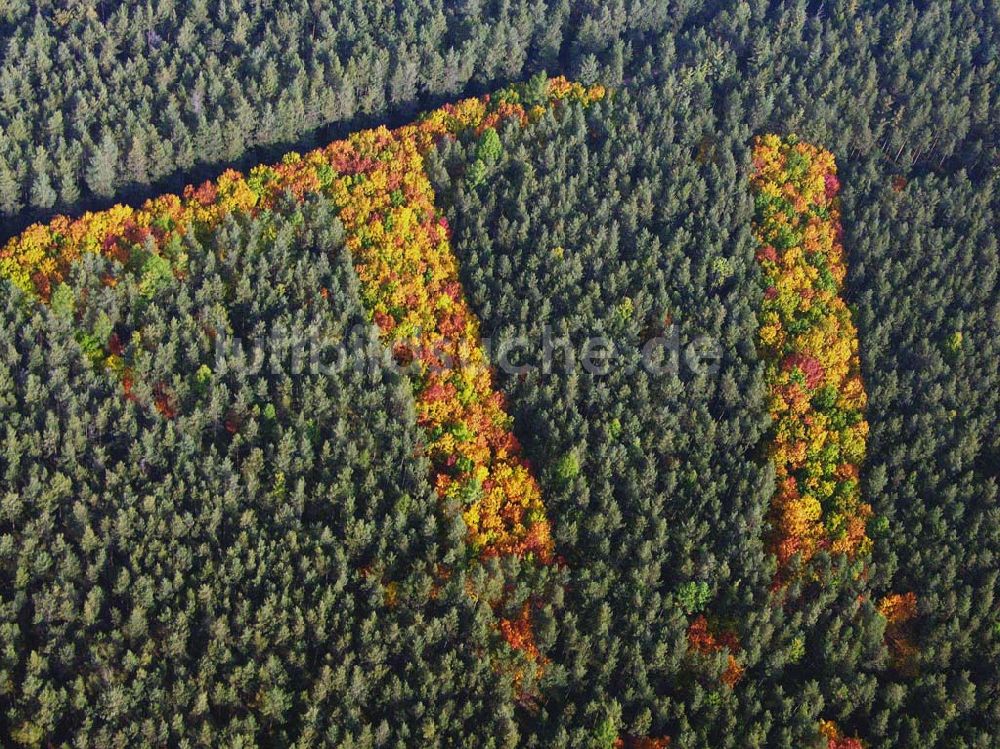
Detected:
[{"left": 0, "top": 1, "right": 997, "bottom": 748}]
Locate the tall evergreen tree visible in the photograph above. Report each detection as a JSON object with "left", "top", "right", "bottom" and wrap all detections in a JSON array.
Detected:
[{"left": 85, "top": 131, "right": 119, "bottom": 198}]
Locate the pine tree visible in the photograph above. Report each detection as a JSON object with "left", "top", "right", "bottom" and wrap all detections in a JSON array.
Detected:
[
  {"left": 126, "top": 132, "right": 149, "bottom": 185},
  {"left": 85, "top": 130, "right": 120, "bottom": 199},
  {"left": 56, "top": 148, "right": 80, "bottom": 206},
  {"left": 0, "top": 155, "right": 22, "bottom": 215},
  {"left": 29, "top": 149, "right": 57, "bottom": 209}
]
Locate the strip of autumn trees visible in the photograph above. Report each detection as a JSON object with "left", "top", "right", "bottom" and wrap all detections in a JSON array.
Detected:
[
  {"left": 751, "top": 134, "right": 872, "bottom": 578},
  {"left": 0, "top": 76, "right": 606, "bottom": 667}
]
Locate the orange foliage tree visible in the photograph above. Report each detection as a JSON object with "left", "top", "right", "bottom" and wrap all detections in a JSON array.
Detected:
[
  {"left": 686, "top": 614, "right": 744, "bottom": 688},
  {"left": 819, "top": 719, "right": 864, "bottom": 749},
  {"left": 878, "top": 591, "right": 919, "bottom": 671}
]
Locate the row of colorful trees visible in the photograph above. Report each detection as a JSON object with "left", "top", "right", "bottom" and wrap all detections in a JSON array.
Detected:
[
  {"left": 750, "top": 135, "right": 873, "bottom": 578},
  {"left": 612, "top": 133, "right": 875, "bottom": 747},
  {"left": 324, "top": 122, "right": 556, "bottom": 564}
]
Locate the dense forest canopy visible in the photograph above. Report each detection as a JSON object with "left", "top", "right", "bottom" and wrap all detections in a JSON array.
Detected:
[
  {"left": 0, "top": 1, "right": 998, "bottom": 747},
  {"left": 0, "top": 0, "right": 995, "bottom": 234}
]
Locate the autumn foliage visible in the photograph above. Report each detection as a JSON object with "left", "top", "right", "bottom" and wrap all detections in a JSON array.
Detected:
[
  {"left": 751, "top": 135, "right": 872, "bottom": 579},
  {"left": 686, "top": 614, "right": 744, "bottom": 687},
  {"left": 819, "top": 719, "right": 864, "bottom": 749},
  {"left": 878, "top": 591, "right": 919, "bottom": 671}
]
